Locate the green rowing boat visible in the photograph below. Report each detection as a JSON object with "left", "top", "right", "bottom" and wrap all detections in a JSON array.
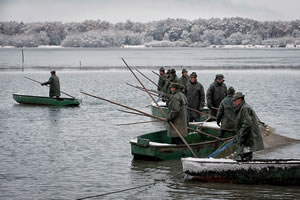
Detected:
[
  {"left": 130, "top": 122, "right": 235, "bottom": 160},
  {"left": 13, "top": 94, "right": 81, "bottom": 106}
]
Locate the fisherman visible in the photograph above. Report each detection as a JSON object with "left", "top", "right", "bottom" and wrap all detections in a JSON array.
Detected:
[
  {"left": 206, "top": 74, "right": 227, "bottom": 118},
  {"left": 157, "top": 67, "right": 166, "bottom": 93},
  {"left": 41, "top": 71, "right": 61, "bottom": 98},
  {"left": 166, "top": 83, "right": 188, "bottom": 144},
  {"left": 232, "top": 92, "right": 264, "bottom": 161},
  {"left": 178, "top": 69, "right": 189, "bottom": 90},
  {"left": 166, "top": 69, "right": 178, "bottom": 94},
  {"left": 216, "top": 87, "right": 236, "bottom": 138},
  {"left": 185, "top": 72, "right": 205, "bottom": 122}
]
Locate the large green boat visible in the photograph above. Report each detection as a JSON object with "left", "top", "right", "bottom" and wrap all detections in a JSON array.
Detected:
[
  {"left": 13, "top": 94, "right": 81, "bottom": 106},
  {"left": 130, "top": 122, "right": 235, "bottom": 160}
]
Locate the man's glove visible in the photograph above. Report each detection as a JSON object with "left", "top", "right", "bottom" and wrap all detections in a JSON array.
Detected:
[
  {"left": 41, "top": 83, "right": 44, "bottom": 86},
  {"left": 217, "top": 120, "right": 221, "bottom": 127}
]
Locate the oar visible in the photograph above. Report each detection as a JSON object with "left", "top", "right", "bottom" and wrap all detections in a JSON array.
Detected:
[
  {"left": 207, "top": 138, "right": 236, "bottom": 158},
  {"left": 24, "top": 76, "right": 76, "bottom": 98},
  {"left": 122, "top": 58, "right": 198, "bottom": 158}
]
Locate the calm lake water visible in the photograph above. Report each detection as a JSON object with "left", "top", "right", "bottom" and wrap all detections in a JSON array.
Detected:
[{"left": 0, "top": 48, "right": 300, "bottom": 199}]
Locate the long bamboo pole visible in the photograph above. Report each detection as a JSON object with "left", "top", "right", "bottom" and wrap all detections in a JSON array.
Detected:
[
  {"left": 81, "top": 91, "right": 166, "bottom": 122},
  {"left": 25, "top": 76, "right": 76, "bottom": 98},
  {"left": 135, "top": 68, "right": 161, "bottom": 89},
  {"left": 187, "top": 127, "right": 222, "bottom": 140},
  {"left": 116, "top": 120, "right": 160, "bottom": 126},
  {"left": 122, "top": 58, "right": 197, "bottom": 158}
]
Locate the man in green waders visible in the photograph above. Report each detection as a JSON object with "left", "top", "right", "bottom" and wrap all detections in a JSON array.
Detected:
[
  {"left": 41, "top": 71, "right": 61, "bottom": 98},
  {"left": 232, "top": 92, "right": 264, "bottom": 161},
  {"left": 166, "top": 83, "right": 188, "bottom": 144}
]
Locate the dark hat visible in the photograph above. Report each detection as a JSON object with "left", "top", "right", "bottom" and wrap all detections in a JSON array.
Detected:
[
  {"left": 227, "top": 87, "right": 235, "bottom": 95},
  {"left": 190, "top": 72, "right": 197, "bottom": 77},
  {"left": 232, "top": 92, "right": 244, "bottom": 101},
  {"left": 159, "top": 67, "right": 165, "bottom": 71},
  {"left": 182, "top": 69, "right": 188, "bottom": 73},
  {"left": 170, "top": 69, "right": 176, "bottom": 74},
  {"left": 216, "top": 74, "right": 224, "bottom": 79},
  {"left": 166, "top": 69, "right": 171, "bottom": 74},
  {"left": 51, "top": 70, "right": 56, "bottom": 74},
  {"left": 170, "top": 83, "right": 183, "bottom": 89}
]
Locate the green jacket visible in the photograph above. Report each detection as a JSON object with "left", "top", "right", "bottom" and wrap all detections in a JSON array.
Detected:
[
  {"left": 178, "top": 75, "right": 189, "bottom": 88},
  {"left": 165, "top": 75, "right": 179, "bottom": 94},
  {"left": 167, "top": 90, "right": 188, "bottom": 138},
  {"left": 185, "top": 81, "right": 205, "bottom": 118},
  {"left": 43, "top": 75, "right": 61, "bottom": 97},
  {"left": 235, "top": 100, "right": 264, "bottom": 154},
  {"left": 157, "top": 73, "right": 167, "bottom": 92},
  {"left": 206, "top": 81, "right": 227, "bottom": 116},
  {"left": 216, "top": 95, "right": 236, "bottom": 130}
]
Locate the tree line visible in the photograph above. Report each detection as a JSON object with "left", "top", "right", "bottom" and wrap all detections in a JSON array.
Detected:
[{"left": 1, "top": 17, "right": 300, "bottom": 48}]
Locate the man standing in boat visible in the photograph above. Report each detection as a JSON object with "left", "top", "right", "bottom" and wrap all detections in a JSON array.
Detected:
[
  {"left": 206, "top": 74, "right": 227, "bottom": 118},
  {"left": 185, "top": 72, "right": 205, "bottom": 122},
  {"left": 157, "top": 67, "right": 166, "bottom": 93},
  {"left": 216, "top": 87, "right": 236, "bottom": 138},
  {"left": 41, "top": 71, "right": 61, "bottom": 98},
  {"left": 178, "top": 69, "right": 189, "bottom": 90},
  {"left": 167, "top": 83, "right": 188, "bottom": 144},
  {"left": 232, "top": 92, "right": 264, "bottom": 161}
]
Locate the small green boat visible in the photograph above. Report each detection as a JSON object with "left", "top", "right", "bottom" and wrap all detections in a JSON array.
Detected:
[
  {"left": 130, "top": 122, "right": 234, "bottom": 160},
  {"left": 151, "top": 101, "right": 209, "bottom": 121},
  {"left": 182, "top": 158, "right": 300, "bottom": 185},
  {"left": 13, "top": 94, "right": 81, "bottom": 106}
]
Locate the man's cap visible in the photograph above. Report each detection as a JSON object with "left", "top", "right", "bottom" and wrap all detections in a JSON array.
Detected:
[
  {"left": 227, "top": 87, "right": 235, "bottom": 95},
  {"left": 166, "top": 69, "right": 171, "bottom": 74},
  {"left": 159, "top": 67, "right": 165, "bottom": 71},
  {"left": 170, "top": 83, "right": 183, "bottom": 89},
  {"left": 182, "top": 68, "right": 188, "bottom": 73},
  {"left": 51, "top": 71, "right": 56, "bottom": 74},
  {"left": 170, "top": 69, "right": 176, "bottom": 74},
  {"left": 216, "top": 74, "right": 224, "bottom": 79},
  {"left": 190, "top": 72, "right": 197, "bottom": 77},
  {"left": 232, "top": 92, "right": 244, "bottom": 101}
]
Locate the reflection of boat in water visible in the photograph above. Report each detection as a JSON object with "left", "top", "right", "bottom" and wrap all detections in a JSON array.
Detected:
[
  {"left": 182, "top": 157, "right": 300, "bottom": 185},
  {"left": 130, "top": 121, "right": 300, "bottom": 161},
  {"left": 150, "top": 100, "right": 209, "bottom": 122},
  {"left": 13, "top": 93, "right": 81, "bottom": 106}
]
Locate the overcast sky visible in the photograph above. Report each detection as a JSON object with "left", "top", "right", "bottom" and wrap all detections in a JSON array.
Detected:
[{"left": 1, "top": 0, "right": 300, "bottom": 23}]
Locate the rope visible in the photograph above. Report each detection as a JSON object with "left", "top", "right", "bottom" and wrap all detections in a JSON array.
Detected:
[{"left": 76, "top": 172, "right": 184, "bottom": 200}]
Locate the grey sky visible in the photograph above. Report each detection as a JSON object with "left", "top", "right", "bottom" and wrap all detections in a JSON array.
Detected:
[{"left": 1, "top": 0, "right": 299, "bottom": 23}]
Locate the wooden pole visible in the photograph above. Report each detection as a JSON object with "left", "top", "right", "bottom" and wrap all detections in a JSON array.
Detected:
[
  {"left": 187, "top": 127, "right": 222, "bottom": 140},
  {"left": 135, "top": 68, "right": 161, "bottom": 89},
  {"left": 116, "top": 120, "right": 160, "bottom": 126},
  {"left": 21, "top": 47, "right": 24, "bottom": 72},
  {"left": 81, "top": 91, "right": 166, "bottom": 122},
  {"left": 24, "top": 76, "right": 76, "bottom": 98},
  {"left": 122, "top": 58, "right": 198, "bottom": 158},
  {"left": 80, "top": 60, "right": 82, "bottom": 70}
]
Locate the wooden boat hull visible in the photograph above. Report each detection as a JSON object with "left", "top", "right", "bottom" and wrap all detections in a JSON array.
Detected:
[
  {"left": 13, "top": 94, "right": 80, "bottom": 106},
  {"left": 130, "top": 122, "right": 234, "bottom": 160},
  {"left": 182, "top": 157, "right": 300, "bottom": 185},
  {"left": 151, "top": 101, "right": 209, "bottom": 121}
]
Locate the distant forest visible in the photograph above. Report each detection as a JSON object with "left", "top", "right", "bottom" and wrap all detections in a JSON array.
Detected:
[{"left": 1, "top": 17, "right": 300, "bottom": 48}]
